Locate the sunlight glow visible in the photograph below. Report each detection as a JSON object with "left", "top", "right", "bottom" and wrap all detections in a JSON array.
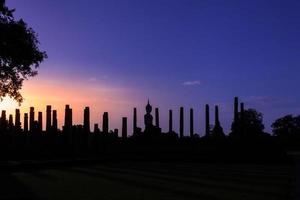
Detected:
[
  {"left": 0, "top": 78, "right": 139, "bottom": 131},
  {"left": 0, "top": 97, "right": 21, "bottom": 115}
]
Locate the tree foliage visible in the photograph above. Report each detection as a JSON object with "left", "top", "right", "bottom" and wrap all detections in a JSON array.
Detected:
[
  {"left": 243, "top": 109, "right": 265, "bottom": 135},
  {"left": 0, "top": 0, "right": 47, "bottom": 103},
  {"left": 272, "top": 115, "right": 300, "bottom": 137},
  {"left": 231, "top": 109, "right": 265, "bottom": 138}
]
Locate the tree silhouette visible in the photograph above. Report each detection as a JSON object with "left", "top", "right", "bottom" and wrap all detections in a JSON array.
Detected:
[
  {"left": 0, "top": 0, "right": 47, "bottom": 103},
  {"left": 243, "top": 109, "right": 265, "bottom": 136},
  {"left": 231, "top": 109, "right": 265, "bottom": 138},
  {"left": 272, "top": 115, "right": 300, "bottom": 137}
]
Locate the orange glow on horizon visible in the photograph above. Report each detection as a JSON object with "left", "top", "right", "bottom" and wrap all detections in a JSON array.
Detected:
[{"left": 0, "top": 78, "right": 140, "bottom": 131}]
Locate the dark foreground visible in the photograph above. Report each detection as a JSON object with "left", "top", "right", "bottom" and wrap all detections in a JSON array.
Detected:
[{"left": 0, "top": 160, "right": 297, "bottom": 200}]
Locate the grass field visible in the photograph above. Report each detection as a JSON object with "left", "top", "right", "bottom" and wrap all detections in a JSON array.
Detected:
[{"left": 0, "top": 161, "right": 296, "bottom": 200}]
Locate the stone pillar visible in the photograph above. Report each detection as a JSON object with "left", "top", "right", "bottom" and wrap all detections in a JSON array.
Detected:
[
  {"left": 52, "top": 110, "right": 58, "bottom": 131},
  {"left": 234, "top": 97, "right": 239, "bottom": 123},
  {"left": 215, "top": 105, "right": 220, "bottom": 126},
  {"left": 169, "top": 109, "right": 173, "bottom": 133},
  {"left": 102, "top": 112, "right": 109, "bottom": 134},
  {"left": 65, "top": 106, "right": 73, "bottom": 146},
  {"left": 1, "top": 110, "right": 5, "bottom": 119},
  {"left": 94, "top": 124, "right": 100, "bottom": 133},
  {"left": 0, "top": 110, "right": 7, "bottom": 130},
  {"left": 64, "top": 105, "right": 69, "bottom": 129},
  {"left": 240, "top": 102, "right": 245, "bottom": 115},
  {"left": 29, "top": 107, "right": 34, "bottom": 132},
  {"left": 114, "top": 129, "right": 119, "bottom": 135},
  {"left": 122, "top": 117, "right": 127, "bottom": 139},
  {"left": 155, "top": 108, "right": 159, "bottom": 127},
  {"left": 8, "top": 114, "right": 13, "bottom": 129},
  {"left": 64, "top": 105, "right": 72, "bottom": 131},
  {"left": 133, "top": 107, "right": 137, "bottom": 134},
  {"left": 240, "top": 102, "right": 245, "bottom": 136},
  {"left": 15, "top": 109, "right": 21, "bottom": 130},
  {"left": 180, "top": 107, "right": 184, "bottom": 138},
  {"left": 1, "top": 110, "right": 6, "bottom": 121},
  {"left": 84, "top": 107, "right": 90, "bottom": 133},
  {"left": 232, "top": 97, "right": 239, "bottom": 134},
  {"left": 24, "top": 113, "right": 28, "bottom": 132},
  {"left": 46, "top": 105, "right": 51, "bottom": 132},
  {"left": 38, "top": 112, "right": 43, "bottom": 132},
  {"left": 69, "top": 108, "right": 73, "bottom": 127},
  {"left": 190, "top": 108, "right": 194, "bottom": 137},
  {"left": 205, "top": 104, "right": 210, "bottom": 137}
]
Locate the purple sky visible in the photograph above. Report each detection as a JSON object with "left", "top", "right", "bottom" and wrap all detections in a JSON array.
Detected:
[{"left": 5, "top": 0, "right": 300, "bottom": 134}]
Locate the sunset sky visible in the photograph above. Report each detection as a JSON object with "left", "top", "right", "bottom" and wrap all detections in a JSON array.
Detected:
[{"left": 3, "top": 0, "right": 300, "bottom": 134}]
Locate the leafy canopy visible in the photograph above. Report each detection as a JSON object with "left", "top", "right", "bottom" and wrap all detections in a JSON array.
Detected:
[
  {"left": 272, "top": 115, "right": 300, "bottom": 137},
  {"left": 231, "top": 108, "right": 265, "bottom": 138},
  {"left": 0, "top": 0, "right": 47, "bottom": 103}
]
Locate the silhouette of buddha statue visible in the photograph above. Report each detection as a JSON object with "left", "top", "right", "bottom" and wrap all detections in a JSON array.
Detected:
[{"left": 144, "top": 100, "right": 153, "bottom": 131}]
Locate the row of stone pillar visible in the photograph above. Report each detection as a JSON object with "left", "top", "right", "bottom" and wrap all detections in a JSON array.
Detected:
[
  {"left": 80, "top": 102, "right": 226, "bottom": 138},
  {"left": 24, "top": 106, "right": 58, "bottom": 132},
  {"left": 131, "top": 105, "right": 221, "bottom": 138},
  {"left": 0, "top": 104, "right": 216, "bottom": 137},
  {"left": 0, "top": 107, "right": 57, "bottom": 133},
  {"left": 233, "top": 96, "right": 246, "bottom": 135},
  {"left": 1, "top": 97, "right": 239, "bottom": 137}
]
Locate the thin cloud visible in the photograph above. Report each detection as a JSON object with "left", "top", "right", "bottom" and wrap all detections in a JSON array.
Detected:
[
  {"left": 88, "top": 75, "right": 109, "bottom": 82},
  {"left": 88, "top": 77, "right": 97, "bottom": 82},
  {"left": 182, "top": 80, "right": 201, "bottom": 86}
]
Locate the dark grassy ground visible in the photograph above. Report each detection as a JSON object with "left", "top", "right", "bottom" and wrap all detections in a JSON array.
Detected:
[{"left": 0, "top": 161, "right": 296, "bottom": 200}]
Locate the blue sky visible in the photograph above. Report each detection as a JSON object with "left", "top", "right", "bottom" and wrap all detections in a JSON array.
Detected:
[{"left": 5, "top": 0, "right": 300, "bottom": 134}]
